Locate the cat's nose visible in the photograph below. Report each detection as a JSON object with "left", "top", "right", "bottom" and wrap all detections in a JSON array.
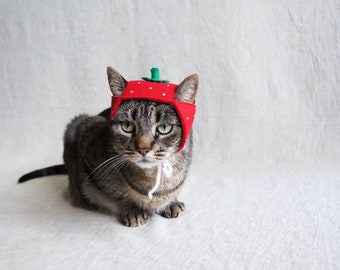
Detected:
[
  {"left": 135, "top": 135, "right": 153, "bottom": 156},
  {"left": 137, "top": 147, "right": 151, "bottom": 156}
]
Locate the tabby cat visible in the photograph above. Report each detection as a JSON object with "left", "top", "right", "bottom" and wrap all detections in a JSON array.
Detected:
[{"left": 19, "top": 67, "right": 198, "bottom": 227}]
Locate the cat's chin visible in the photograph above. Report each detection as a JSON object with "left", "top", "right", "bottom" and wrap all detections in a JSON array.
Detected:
[{"left": 133, "top": 160, "right": 160, "bottom": 169}]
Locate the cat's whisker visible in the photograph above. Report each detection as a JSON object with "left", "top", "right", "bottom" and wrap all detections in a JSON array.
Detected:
[
  {"left": 105, "top": 156, "right": 127, "bottom": 174},
  {"left": 105, "top": 157, "right": 128, "bottom": 177},
  {"left": 106, "top": 159, "right": 128, "bottom": 178},
  {"left": 90, "top": 156, "right": 121, "bottom": 175},
  {"left": 88, "top": 157, "right": 116, "bottom": 179},
  {"left": 99, "top": 158, "right": 127, "bottom": 179},
  {"left": 88, "top": 155, "right": 127, "bottom": 180}
]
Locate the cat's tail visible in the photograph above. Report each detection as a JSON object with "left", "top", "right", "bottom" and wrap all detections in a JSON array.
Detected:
[{"left": 18, "top": 165, "right": 67, "bottom": 183}]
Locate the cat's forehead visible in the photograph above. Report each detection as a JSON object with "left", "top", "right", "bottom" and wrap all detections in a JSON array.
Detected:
[{"left": 115, "top": 100, "right": 179, "bottom": 122}]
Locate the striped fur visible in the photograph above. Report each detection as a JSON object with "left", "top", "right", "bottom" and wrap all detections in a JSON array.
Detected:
[
  {"left": 62, "top": 67, "right": 198, "bottom": 227},
  {"left": 64, "top": 104, "right": 193, "bottom": 227},
  {"left": 18, "top": 67, "right": 198, "bottom": 227},
  {"left": 18, "top": 165, "right": 67, "bottom": 183}
]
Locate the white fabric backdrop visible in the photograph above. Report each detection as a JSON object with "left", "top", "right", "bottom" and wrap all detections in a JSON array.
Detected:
[{"left": 1, "top": 0, "right": 339, "bottom": 269}]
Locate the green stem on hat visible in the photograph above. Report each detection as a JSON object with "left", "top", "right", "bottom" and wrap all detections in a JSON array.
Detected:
[
  {"left": 151, "top": 67, "right": 160, "bottom": 81},
  {"left": 142, "top": 67, "right": 170, "bottom": 83}
]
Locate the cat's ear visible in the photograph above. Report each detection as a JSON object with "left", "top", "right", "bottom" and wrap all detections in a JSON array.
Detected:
[
  {"left": 107, "top": 66, "right": 128, "bottom": 96},
  {"left": 175, "top": 74, "right": 199, "bottom": 103}
]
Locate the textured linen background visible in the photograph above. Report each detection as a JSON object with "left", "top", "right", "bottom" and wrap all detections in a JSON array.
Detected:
[{"left": 1, "top": 1, "right": 339, "bottom": 269}]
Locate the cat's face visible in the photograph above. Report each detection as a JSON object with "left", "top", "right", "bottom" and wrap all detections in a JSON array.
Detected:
[
  {"left": 110, "top": 100, "right": 182, "bottom": 168},
  {"left": 106, "top": 67, "right": 198, "bottom": 169}
]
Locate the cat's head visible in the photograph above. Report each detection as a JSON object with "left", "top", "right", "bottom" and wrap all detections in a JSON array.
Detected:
[{"left": 107, "top": 67, "right": 198, "bottom": 169}]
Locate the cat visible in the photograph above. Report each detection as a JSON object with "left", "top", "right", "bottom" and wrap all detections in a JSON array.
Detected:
[{"left": 18, "top": 67, "right": 198, "bottom": 227}]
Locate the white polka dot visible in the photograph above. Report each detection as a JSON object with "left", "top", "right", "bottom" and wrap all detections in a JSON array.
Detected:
[
  {"left": 167, "top": 84, "right": 170, "bottom": 87},
  {"left": 130, "top": 90, "right": 134, "bottom": 93},
  {"left": 186, "top": 116, "right": 190, "bottom": 120},
  {"left": 162, "top": 93, "right": 166, "bottom": 96},
  {"left": 149, "top": 87, "right": 153, "bottom": 90}
]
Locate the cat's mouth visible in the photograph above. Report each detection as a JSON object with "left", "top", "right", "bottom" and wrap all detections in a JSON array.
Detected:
[
  {"left": 134, "top": 156, "right": 158, "bottom": 168},
  {"left": 126, "top": 155, "right": 160, "bottom": 169},
  {"left": 124, "top": 150, "right": 168, "bottom": 169}
]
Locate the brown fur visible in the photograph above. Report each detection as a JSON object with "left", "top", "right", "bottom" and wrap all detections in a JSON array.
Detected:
[{"left": 62, "top": 67, "right": 199, "bottom": 227}]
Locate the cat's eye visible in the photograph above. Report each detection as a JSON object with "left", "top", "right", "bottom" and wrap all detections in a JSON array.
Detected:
[
  {"left": 121, "top": 121, "right": 135, "bottom": 133},
  {"left": 156, "top": 124, "right": 173, "bottom": 135}
]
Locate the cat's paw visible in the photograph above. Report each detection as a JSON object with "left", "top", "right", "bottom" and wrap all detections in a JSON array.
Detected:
[
  {"left": 121, "top": 209, "right": 150, "bottom": 227},
  {"left": 160, "top": 202, "right": 185, "bottom": 218}
]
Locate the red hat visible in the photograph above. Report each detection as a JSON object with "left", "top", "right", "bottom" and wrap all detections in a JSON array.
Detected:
[{"left": 110, "top": 68, "right": 196, "bottom": 152}]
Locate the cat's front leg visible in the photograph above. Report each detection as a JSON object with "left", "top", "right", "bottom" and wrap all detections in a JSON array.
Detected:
[
  {"left": 159, "top": 200, "right": 185, "bottom": 218},
  {"left": 121, "top": 207, "right": 151, "bottom": 227}
]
